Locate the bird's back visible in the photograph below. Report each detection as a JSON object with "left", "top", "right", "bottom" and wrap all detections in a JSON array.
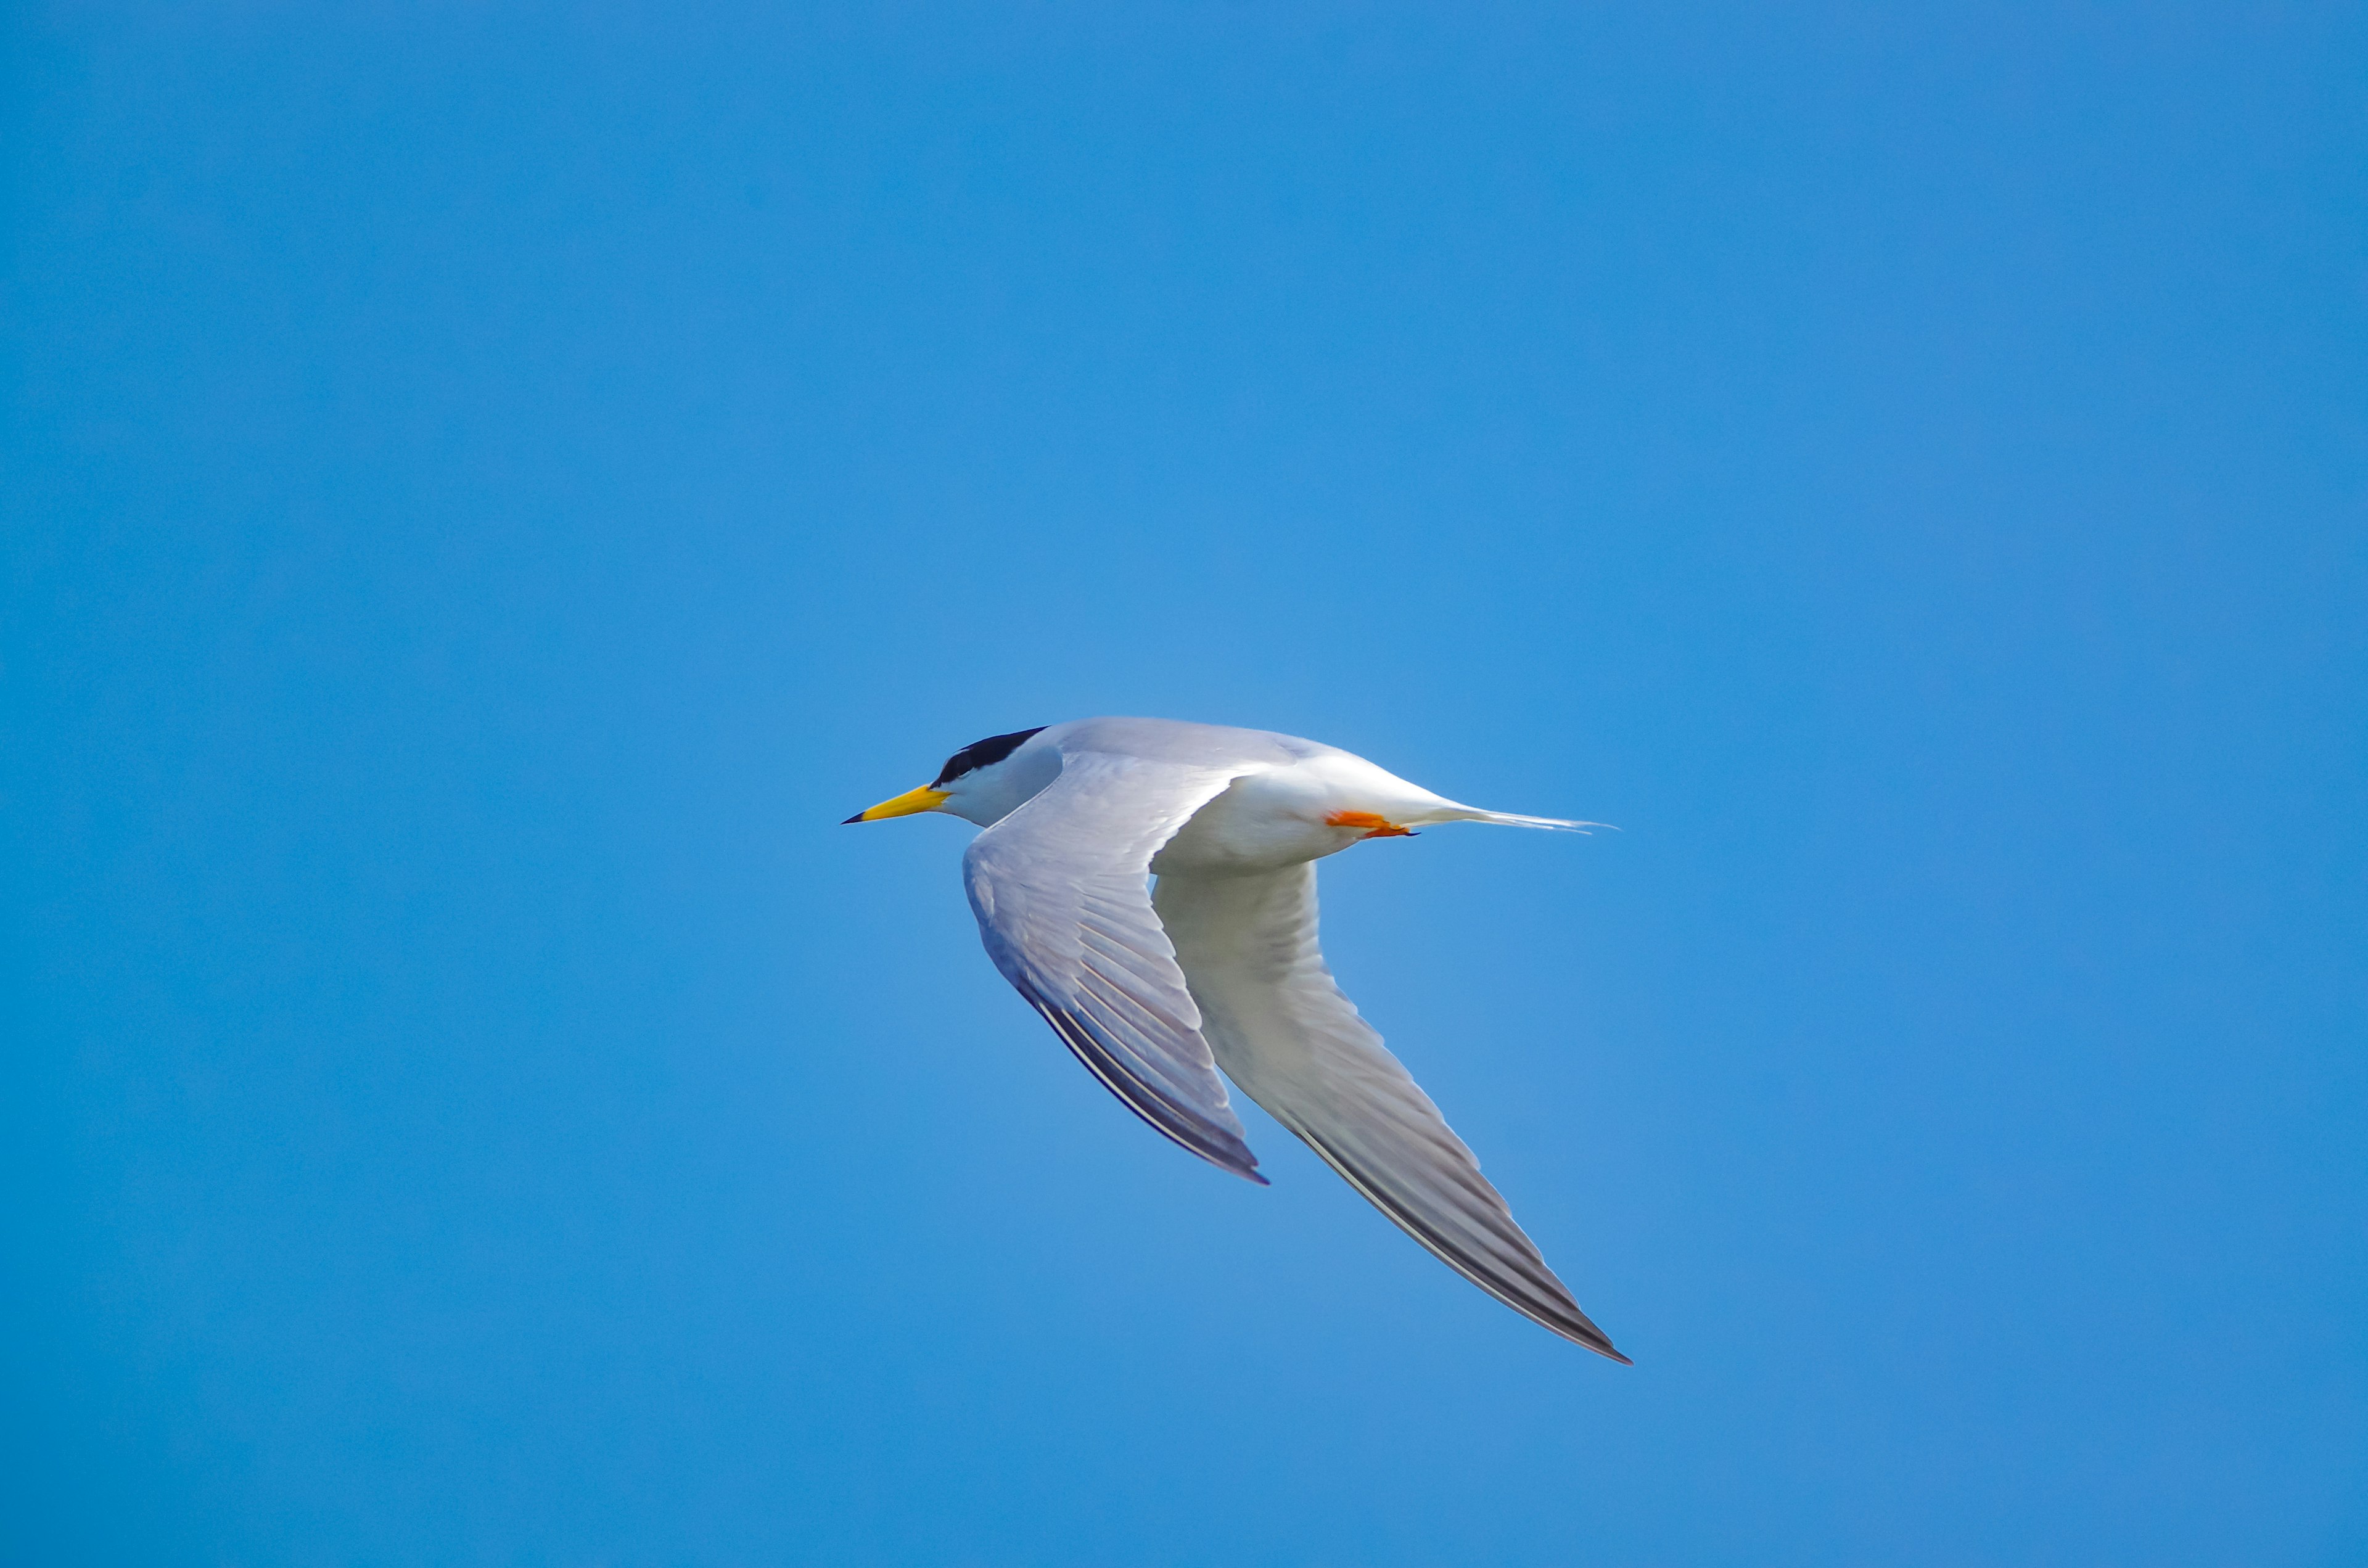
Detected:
[{"left": 1041, "top": 715, "right": 1339, "bottom": 771}]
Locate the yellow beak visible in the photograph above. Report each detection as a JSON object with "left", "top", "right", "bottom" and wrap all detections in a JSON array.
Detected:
[{"left": 843, "top": 784, "right": 951, "bottom": 823}]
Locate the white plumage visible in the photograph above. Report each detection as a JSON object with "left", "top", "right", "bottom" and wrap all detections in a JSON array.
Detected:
[{"left": 849, "top": 716, "right": 1626, "bottom": 1361}]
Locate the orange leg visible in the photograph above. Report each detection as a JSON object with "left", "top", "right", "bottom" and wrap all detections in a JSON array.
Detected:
[{"left": 1326, "top": 810, "right": 1416, "bottom": 839}]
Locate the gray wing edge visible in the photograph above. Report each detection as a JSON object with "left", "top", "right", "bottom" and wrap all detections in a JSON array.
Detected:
[
  {"left": 1000, "top": 965, "right": 1266, "bottom": 1183},
  {"left": 963, "top": 750, "right": 1267, "bottom": 1183},
  {"left": 1275, "top": 1109, "right": 1625, "bottom": 1360},
  {"left": 1154, "top": 863, "right": 1627, "bottom": 1360}
]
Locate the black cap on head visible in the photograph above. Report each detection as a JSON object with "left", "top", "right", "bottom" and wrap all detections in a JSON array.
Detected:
[{"left": 932, "top": 727, "right": 1046, "bottom": 787}]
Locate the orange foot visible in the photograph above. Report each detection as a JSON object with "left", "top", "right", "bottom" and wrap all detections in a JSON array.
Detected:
[{"left": 1326, "top": 810, "right": 1416, "bottom": 839}]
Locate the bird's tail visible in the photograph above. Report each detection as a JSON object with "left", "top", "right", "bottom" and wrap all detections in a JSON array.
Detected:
[{"left": 1421, "top": 805, "right": 1613, "bottom": 833}]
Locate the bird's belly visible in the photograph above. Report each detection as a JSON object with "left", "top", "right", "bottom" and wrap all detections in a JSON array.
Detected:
[{"left": 1149, "top": 770, "right": 1362, "bottom": 875}]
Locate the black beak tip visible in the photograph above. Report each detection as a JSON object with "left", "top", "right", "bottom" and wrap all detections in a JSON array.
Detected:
[{"left": 841, "top": 812, "right": 866, "bottom": 824}]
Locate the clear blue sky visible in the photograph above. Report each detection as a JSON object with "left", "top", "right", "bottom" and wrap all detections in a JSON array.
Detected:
[{"left": 7, "top": 4, "right": 2363, "bottom": 1563}]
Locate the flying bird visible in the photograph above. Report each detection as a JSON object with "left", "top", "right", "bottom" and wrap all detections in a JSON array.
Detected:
[{"left": 845, "top": 716, "right": 1627, "bottom": 1361}]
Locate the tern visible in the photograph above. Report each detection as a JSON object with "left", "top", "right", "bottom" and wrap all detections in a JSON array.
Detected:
[{"left": 846, "top": 716, "right": 1627, "bottom": 1361}]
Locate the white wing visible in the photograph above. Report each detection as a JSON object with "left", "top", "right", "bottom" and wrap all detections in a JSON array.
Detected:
[
  {"left": 1153, "top": 863, "right": 1627, "bottom": 1359},
  {"left": 963, "top": 749, "right": 1265, "bottom": 1181}
]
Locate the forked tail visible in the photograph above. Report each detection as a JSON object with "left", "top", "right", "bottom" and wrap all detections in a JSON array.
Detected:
[{"left": 1420, "top": 805, "right": 1613, "bottom": 832}]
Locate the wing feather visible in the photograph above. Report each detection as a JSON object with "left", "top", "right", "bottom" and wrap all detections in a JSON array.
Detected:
[
  {"left": 963, "top": 750, "right": 1266, "bottom": 1181},
  {"left": 1153, "top": 863, "right": 1627, "bottom": 1359}
]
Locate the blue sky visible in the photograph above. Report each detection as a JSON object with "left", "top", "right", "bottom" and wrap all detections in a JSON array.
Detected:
[{"left": 7, "top": 4, "right": 2363, "bottom": 1563}]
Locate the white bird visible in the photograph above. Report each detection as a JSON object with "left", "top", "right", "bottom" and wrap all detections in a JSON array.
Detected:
[{"left": 845, "top": 716, "right": 1627, "bottom": 1361}]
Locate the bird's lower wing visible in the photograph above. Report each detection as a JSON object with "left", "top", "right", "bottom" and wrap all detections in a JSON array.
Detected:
[
  {"left": 1152, "top": 863, "right": 1626, "bottom": 1359},
  {"left": 963, "top": 750, "right": 1264, "bottom": 1181}
]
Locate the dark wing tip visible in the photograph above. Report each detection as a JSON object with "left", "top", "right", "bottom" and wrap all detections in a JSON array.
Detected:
[
  {"left": 1018, "top": 989, "right": 1264, "bottom": 1182},
  {"left": 1289, "top": 1125, "right": 1629, "bottom": 1361},
  {"left": 1548, "top": 1311, "right": 1631, "bottom": 1363}
]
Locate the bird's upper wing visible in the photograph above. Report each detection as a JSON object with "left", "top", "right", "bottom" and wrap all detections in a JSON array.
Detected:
[
  {"left": 1152, "top": 862, "right": 1626, "bottom": 1359},
  {"left": 963, "top": 749, "right": 1265, "bottom": 1181}
]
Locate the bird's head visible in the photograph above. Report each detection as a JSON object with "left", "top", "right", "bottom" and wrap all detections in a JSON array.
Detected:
[{"left": 844, "top": 726, "right": 1056, "bottom": 828}]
